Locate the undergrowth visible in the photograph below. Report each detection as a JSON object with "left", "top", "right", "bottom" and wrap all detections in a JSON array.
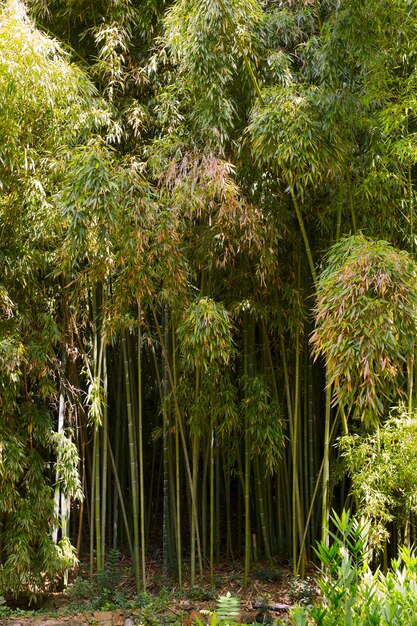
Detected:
[{"left": 293, "top": 510, "right": 417, "bottom": 626}]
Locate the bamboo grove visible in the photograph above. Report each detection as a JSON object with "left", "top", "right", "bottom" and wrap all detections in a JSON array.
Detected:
[{"left": 2, "top": 0, "right": 417, "bottom": 598}]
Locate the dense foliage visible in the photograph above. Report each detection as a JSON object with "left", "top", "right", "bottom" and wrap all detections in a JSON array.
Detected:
[
  {"left": 294, "top": 511, "right": 417, "bottom": 626},
  {"left": 1, "top": 0, "right": 417, "bottom": 601}
]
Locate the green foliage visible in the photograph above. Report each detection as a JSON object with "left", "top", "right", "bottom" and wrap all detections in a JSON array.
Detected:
[
  {"left": 177, "top": 298, "right": 234, "bottom": 372},
  {"left": 66, "top": 551, "right": 129, "bottom": 611},
  {"left": 311, "top": 234, "right": 417, "bottom": 427},
  {"left": 188, "top": 585, "right": 216, "bottom": 601},
  {"left": 254, "top": 565, "right": 282, "bottom": 583},
  {"left": 0, "top": 0, "right": 95, "bottom": 599},
  {"left": 3, "top": 0, "right": 417, "bottom": 602},
  {"left": 164, "top": 0, "right": 265, "bottom": 144},
  {"left": 293, "top": 510, "right": 417, "bottom": 626},
  {"left": 216, "top": 591, "right": 241, "bottom": 622},
  {"left": 249, "top": 84, "right": 349, "bottom": 194},
  {"left": 173, "top": 367, "right": 239, "bottom": 436},
  {"left": 241, "top": 375, "right": 283, "bottom": 474},
  {"left": 339, "top": 407, "right": 417, "bottom": 551},
  {"left": 292, "top": 509, "right": 371, "bottom": 625},
  {"left": 66, "top": 575, "right": 95, "bottom": 600},
  {"left": 94, "top": 549, "right": 128, "bottom": 609},
  {"left": 0, "top": 0, "right": 98, "bottom": 189},
  {"left": 289, "top": 576, "right": 316, "bottom": 606}
]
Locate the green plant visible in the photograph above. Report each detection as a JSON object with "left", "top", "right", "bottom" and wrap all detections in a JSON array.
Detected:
[
  {"left": 255, "top": 566, "right": 283, "bottom": 583},
  {"left": 93, "top": 549, "right": 128, "bottom": 609},
  {"left": 216, "top": 592, "right": 241, "bottom": 622},
  {"left": 6, "top": 0, "right": 417, "bottom": 600},
  {"left": 67, "top": 576, "right": 94, "bottom": 600},
  {"left": 311, "top": 235, "right": 417, "bottom": 429},
  {"left": 289, "top": 576, "right": 316, "bottom": 606},
  {"left": 188, "top": 585, "right": 216, "bottom": 601},
  {"left": 292, "top": 510, "right": 417, "bottom": 625},
  {"left": 188, "top": 592, "right": 242, "bottom": 626},
  {"left": 0, "top": 596, "right": 12, "bottom": 620},
  {"left": 340, "top": 407, "right": 417, "bottom": 552},
  {"left": 67, "top": 551, "right": 129, "bottom": 611}
]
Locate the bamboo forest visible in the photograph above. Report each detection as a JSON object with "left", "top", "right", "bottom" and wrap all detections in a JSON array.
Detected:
[{"left": 3, "top": 0, "right": 417, "bottom": 620}]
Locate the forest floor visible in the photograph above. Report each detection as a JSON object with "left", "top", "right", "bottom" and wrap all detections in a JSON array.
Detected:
[{"left": 0, "top": 559, "right": 317, "bottom": 625}]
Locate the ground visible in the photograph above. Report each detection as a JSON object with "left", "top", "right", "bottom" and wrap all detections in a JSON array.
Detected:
[{"left": 0, "top": 560, "right": 318, "bottom": 625}]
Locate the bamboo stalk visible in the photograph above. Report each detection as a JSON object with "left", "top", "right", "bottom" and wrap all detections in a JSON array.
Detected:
[
  {"left": 112, "top": 347, "right": 123, "bottom": 550},
  {"left": 209, "top": 422, "right": 215, "bottom": 585},
  {"left": 100, "top": 347, "right": 108, "bottom": 566},
  {"left": 149, "top": 307, "right": 203, "bottom": 578},
  {"left": 243, "top": 313, "right": 251, "bottom": 586},
  {"left": 254, "top": 456, "right": 272, "bottom": 564},
  {"left": 172, "top": 324, "right": 183, "bottom": 588},
  {"left": 122, "top": 331, "right": 141, "bottom": 592},
  {"left": 137, "top": 305, "right": 146, "bottom": 589},
  {"left": 162, "top": 306, "right": 170, "bottom": 581},
  {"left": 53, "top": 381, "right": 66, "bottom": 545},
  {"left": 296, "top": 409, "right": 340, "bottom": 574},
  {"left": 321, "top": 381, "right": 332, "bottom": 548},
  {"left": 292, "top": 322, "right": 301, "bottom": 575},
  {"left": 107, "top": 433, "right": 134, "bottom": 559},
  {"left": 190, "top": 431, "right": 200, "bottom": 586}
]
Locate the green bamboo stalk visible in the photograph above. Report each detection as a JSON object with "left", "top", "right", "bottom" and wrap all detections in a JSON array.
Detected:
[
  {"left": 150, "top": 306, "right": 203, "bottom": 578},
  {"left": 289, "top": 186, "right": 318, "bottom": 288},
  {"left": 162, "top": 306, "right": 170, "bottom": 582},
  {"left": 408, "top": 149, "right": 415, "bottom": 411},
  {"left": 307, "top": 360, "right": 315, "bottom": 560},
  {"left": 275, "top": 469, "right": 283, "bottom": 550},
  {"left": 296, "top": 408, "right": 340, "bottom": 573},
  {"left": 89, "top": 426, "right": 98, "bottom": 577},
  {"left": 321, "top": 381, "right": 332, "bottom": 548},
  {"left": 254, "top": 456, "right": 272, "bottom": 564},
  {"left": 279, "top": 334, "right": 293, "bottom": 543},
  {"left": 336, "top": 190, "right": 342, "bottom": 242},
  {"left": 191, "top": 430, "right": 200, "bottom": 586},
  {"left": 168, "top": 443, "right": 177, "bottom": 574},
  {"left": 94, "top": 348, "right": 104, "bottom": 576},
  {"left": 265, "top": 474, "right": 274, "bottom": 554},
  {"left": 147, "top": 334, "right": 164, "bottom": 540},
  {"left": 302, "top": 347, "right": 309, "bottom": 560},
  {"left": 209, "top": 422, "right": 215, "bottom": 585},
  {"left": 292, "top": 322, "right": 301, "bottom": 575},
  {"left": 261, "top": 318, "right": 285, "bottom": 555},
  {"left": 76, "top": 406, "right": 87, "bottom": 559},
  {"left": 112, "top": 348, "right": 123, "bottom": 550},
  {"left": 244, "top": 429, "right": 251, "bottom": 584},
  {"left": 149, "top": 323, "right": 178, "bottom": 580},
  {"left": 243, "top": 313, "right": 251, "bottom": 586},
  {"left": 224, "top": 448, "right": 234, "bottom": 560},
  {"left": 53, "top": 380, "right": 66, "bottom": 545},
  {"left": 172, "top": 324, "right": 183, "bottom": 588},
  {"left": 202, "top": 436, "right": 209, "bottom": 565},
  {"left": 101, "top": 347, "right": 108, "bottom": 565},
  {"left": 280, "top": 327, "right": 304, "bottom": 575},
  {"left": 94, "top": 425, "right": 103, "bottom": 573},
  {"left": 261, "top": 318, "right": 279, "bottom": 402},
  {"left": 215, "top": 445, "right": 221, "bottom": 563},
  {"left": 89, "top": 285, "right": 105, "bottom": 576},
  {"left": 137, "top": 305, "right": 146, "bottom": 589},
  {"left": 348, "top": 177, "right": 357, "bottom": 233},
  {"left": 122, "top": 331, "right": 141, "bottom": 592},
  {"left": 237, "top": 481, "right": 243, "bottom": 557},
  {"left": 107, "top": 433, "right": 134, "bottom": 560}
]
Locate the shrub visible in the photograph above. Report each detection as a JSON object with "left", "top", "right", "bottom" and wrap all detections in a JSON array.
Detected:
[{"left": 292, "top": 510, "right": 417, "bottom": 625}]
